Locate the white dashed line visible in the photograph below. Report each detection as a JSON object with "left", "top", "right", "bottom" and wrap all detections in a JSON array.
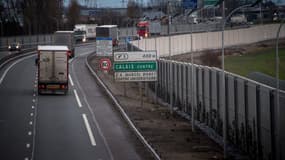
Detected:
[
  {"left": 28, "top": 131, "right": 32, "bottom": 136},
  {"left": 29, "top": 121, "right": 33, "bottom": 125},
  {"left": 26, "top": 143, "right": 30, "bottom": 148},
  {"left": 32, "top": 106, "right": 34, "bottom": 109},
  {"left": 73, "top": 89, "right": 82, "bottom": 108},
  {"left": 69, "top": 74, "right": 74, "bottom": 86},
  {"left": 82, "top": 114, "right": 96, "bottom": 146},
  {"left": 25, "top": 157, "right": 29, "bottom": 160},
  {"left": 30, "top": 113, "right": 34, "bottom": 117}
]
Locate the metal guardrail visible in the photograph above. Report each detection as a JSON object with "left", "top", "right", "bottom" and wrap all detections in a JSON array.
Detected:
[
  {"left": 148, "top": 59, "right": 285, "bottom": 160},
  {"left": 0, "top": 34, "right": 53, "bottom": 51}
]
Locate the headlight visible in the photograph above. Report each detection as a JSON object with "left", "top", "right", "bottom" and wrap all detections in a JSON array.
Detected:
[{"left": 145, "top": 33, "right": 148, "bottom": 38}]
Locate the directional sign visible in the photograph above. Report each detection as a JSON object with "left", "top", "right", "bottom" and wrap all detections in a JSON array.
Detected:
[
  {"left": 182, "top": 0, "right": 197, "bottom": 9},
  {"left": 113, "top": 51, "right": 158, "bottom": 82},
  {"left": 114, "top": 62, "right": 157, "bottom": 72},
  {"left": 115, "top": 71, "right": 157, "bottom": 82},
  {"left": 114, "top": 51, "right": 157, "bottom": 62},
  {"left": 204, "top": 0, "right": 219, "bottom": 6},
  {"left": 96, "top": 37, "right": 113, "bottom": 56}
]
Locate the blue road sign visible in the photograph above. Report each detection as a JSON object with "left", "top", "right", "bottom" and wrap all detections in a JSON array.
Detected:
[{"left": 182, "top": 0, "right": 198, "bottom": 9}]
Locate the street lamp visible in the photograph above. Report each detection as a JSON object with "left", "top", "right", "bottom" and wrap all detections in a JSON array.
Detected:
[
  {"left": 219, "top": 0, "right": 262, "bottom": 158},
  {"left": 188, "top": 5, "right": 213, "bottom": 132},
  {"left": 275, "top": 21, "right": 283, "bottom": 160}
]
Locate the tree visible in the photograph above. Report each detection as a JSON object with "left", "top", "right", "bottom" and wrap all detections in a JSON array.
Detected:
[
  {"left": 66, "top": 0, "right": 81, "bottom": 30},
  {"left": 127, "top": 0, "right": 141, "bottom": 19}
]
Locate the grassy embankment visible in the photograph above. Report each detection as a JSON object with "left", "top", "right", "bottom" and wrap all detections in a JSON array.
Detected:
[{"left": 225, "top": 48, "right": 285, "bottom": 80}]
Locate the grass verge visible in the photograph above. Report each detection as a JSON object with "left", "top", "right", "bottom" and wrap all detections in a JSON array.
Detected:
[{"left": 225, "top": 48, "right": 285, "bottom": 80}]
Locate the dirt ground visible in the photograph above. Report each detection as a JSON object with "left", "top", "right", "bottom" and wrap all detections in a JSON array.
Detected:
[{"left": 89, "top": 56, "right": 224, "bottom": 160}]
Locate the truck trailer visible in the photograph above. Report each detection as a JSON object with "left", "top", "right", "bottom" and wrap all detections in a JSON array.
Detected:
[
  {"left": 54, "top": 31, "right": 75, "bottom": 58},
  {"left": 37, "top": 45, "right": 69, "bottom": 94},
  {"left": 96, "top": 25, "right": 119, "bottom": 46},
  {"left": 74, "top": 24, "right": 97, "bottom": 42}
]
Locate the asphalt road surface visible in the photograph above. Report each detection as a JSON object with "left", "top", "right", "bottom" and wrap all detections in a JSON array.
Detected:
[{"left": 0, "top": 45, "right": 150, "bottom": 160}]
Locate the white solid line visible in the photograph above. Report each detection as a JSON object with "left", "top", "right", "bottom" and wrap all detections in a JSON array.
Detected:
[
  {"left": 73, "top": 89, "right": 82, "bottom": 108},
  {"left": 82, "top": 114, "right": 96, "bottom": 146},
  {"left": 69, "top": 74, "right": 74, "bottom": 86},
  {"left": 0, "top": 55, "right": 35, "bottom": 85}
]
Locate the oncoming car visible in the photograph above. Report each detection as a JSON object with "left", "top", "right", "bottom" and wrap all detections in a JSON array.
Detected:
[{"left": 8, "top": 42, "right": 21, "bottom": 51}]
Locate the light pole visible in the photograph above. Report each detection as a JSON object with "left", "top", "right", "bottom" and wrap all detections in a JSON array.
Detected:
[
  {"left": 0, "top": 20, "right": 3, "bottom": 36},
  {"left": 188, "top": 5, "right": 213, "bottom": 132},
  {"left": 220, "top": 0, "right": 261, "bottom": 158},
  {"left": 275, "top": 21, "right": 283, "bottom": 160}
]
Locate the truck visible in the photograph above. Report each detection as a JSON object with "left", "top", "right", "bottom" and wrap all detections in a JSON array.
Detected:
[
  {"left": 96, "top": 25, "right": 119, "bottom": 46},
  {"left": 230, "top": 14, "right": 247, "bottom": 25},
  {"left": 37, "top": 45, "right": 70, "bottom": 94},
  {"left": 137, "top": 21, "right": 161, "bottom": 38},
  {"left": 74, "top": 24, "right": 97, "bottom": 42},
  {"left": 53, "top": 31, "right": 75, "bottom": 58}
]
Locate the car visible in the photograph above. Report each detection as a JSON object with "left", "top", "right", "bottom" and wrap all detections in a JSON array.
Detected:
[{"left": 8, "top": 42, "right": 21, "bottom": 51}]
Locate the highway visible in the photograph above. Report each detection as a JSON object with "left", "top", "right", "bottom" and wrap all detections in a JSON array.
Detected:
[{"left": 0, "top": 45, "right": 151, "bottom": 160}]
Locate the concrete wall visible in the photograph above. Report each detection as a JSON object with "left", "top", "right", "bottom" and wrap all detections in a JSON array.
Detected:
[{"left": 132, "top": 24, "right": 285, "bottom": 57}]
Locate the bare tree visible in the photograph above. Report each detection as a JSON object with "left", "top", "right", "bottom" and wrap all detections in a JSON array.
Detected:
[
  {"left": 66, "top": 0, "right": 81, "bottom": 30},
  {"left": 127, "top": 0, "right": 141, "bottom": 19}
]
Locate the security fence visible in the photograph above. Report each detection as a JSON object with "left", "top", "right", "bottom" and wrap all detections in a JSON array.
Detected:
[{"left": 152, "top": 59, "right": 285, "bottom": 160}]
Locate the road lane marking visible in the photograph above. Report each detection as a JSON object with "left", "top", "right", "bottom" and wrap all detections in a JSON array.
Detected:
[
  {"left": 26, "top": 143, "right": 30, "bottom": 148},
  {"left": 25, "top": 157, "right": 29, "bottom": 160},
  {"left": 29, "top": 121, "right": 33, "bottom": 125},
  {"left": 32, "top": 106, "right": 34, "bottom": 109},
  {"left": 30, "top": 113, "right": 33, "bottom": 117},
  {"left": 69, "top": 74, "right": 74, "bottom": 86},
  {"left": 28, "top": 131, "right": 32, "bottom": 136},
  {"left": 32, "top": 99, "right": 36, "bottom": 103},
  {"left": 0, "top": 54, "right": 35, "bottom": 85},
  {"left": 73, "top": 89, "right": 82, "bottom": 108},
  {"left": 82, "top": 114, "right": 96, "bottom": 146}
]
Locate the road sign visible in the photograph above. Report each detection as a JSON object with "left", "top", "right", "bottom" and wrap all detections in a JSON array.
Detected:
[
  {"left": 96, "top": 37, "right": 113, "bottom": 56},
  {"left": 99, "top": 58, "right": 112, "bottom": 71},
  {"left": 114, "top": 51, "right": 157, "bottom": 62},
  {"left": 114, "top": 61, "right": 157, "bottom": 72},
  {"left": 204, "top": 0, "right": 219, "bottom": 6},
  {"left": 182, "top": 0, "right": 197, "bottom": 9},
  {"left": 113, "top": 51, "right": 158, "bottom": 82},
  {"left": 115, "top": 71, "right": 157, "bottom": 82}
]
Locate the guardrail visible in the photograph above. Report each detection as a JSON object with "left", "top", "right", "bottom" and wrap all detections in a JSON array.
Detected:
[{"left": 0, "top": 34, "right": 53, "bottom": 51}]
